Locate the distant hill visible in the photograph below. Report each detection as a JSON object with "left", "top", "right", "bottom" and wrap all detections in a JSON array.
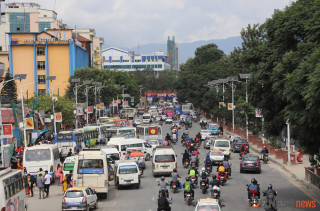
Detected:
[{"left": 127, "top": 36, "right": 242, "bottom": 65}]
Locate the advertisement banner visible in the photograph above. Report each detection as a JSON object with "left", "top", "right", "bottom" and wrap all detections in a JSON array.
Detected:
[
  {"left": 55, "top": 112, "right": 62, "bottom": 122},
  {"left": 219, "top": 102, "right": 224, "bottom": 108},
  {"left": 256, "top": 108, "right": 263, "bottom": 118},
  {"left": 123, "top": 101, "right": 128, "bottom": 106},
  {"left": 77, "top": 107, "right": 83, "bottom": 115},
  {"left": 100, "top": 102, "right": 104, "bottom": 107},
  {"left": 2, "top": 124, "right": 13, "bottom": 138},
  {"left": 113, "top": 100, "right": 118, "bottom": 106},
  {"left": 88, "top": 106, "right": 93, "bottom": 113},
  {"left": 96, "top": 104, "right": 101, "bottom": 110},
  {"left": 25, "top": 117, "right": 34, "bottom": 130},
  {"left": 145, "top": 92, "right": 177, "bottom": 98},
  {"left": 228, "top": 103, "right": 233, "bottom": 110}
]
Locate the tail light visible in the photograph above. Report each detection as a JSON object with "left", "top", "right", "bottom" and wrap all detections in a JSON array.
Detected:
[
  {"left": 82, "top": 196, "right": 87, "bottom": 203},
  {"left": 62, "top": 197, "right": 66, "bottom": 203},
  {"left": 257, "top": 162, "right": 260, "bottom": 166},
  {"left": 50, "top": 165, "right": 53, "bottom": 172},
  {"left": 241, "top": 161, "right": 243, "bottom": 166}
]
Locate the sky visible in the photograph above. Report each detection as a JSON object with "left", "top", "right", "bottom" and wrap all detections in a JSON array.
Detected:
[{"left": 2, "top": 0, "right": 295, "bottom": 48}]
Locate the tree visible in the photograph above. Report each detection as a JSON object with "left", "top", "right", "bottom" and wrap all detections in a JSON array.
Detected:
[{"left": 1, "top": 71, "right": 18, "bottom": 103}]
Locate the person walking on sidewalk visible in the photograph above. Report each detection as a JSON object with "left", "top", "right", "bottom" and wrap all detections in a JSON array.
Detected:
[
  {"left": 37, "top": 173, "right": 45, "bottom": 199},
  {"left": 43, "top": 170, "right": 52, "bottom": 197}
]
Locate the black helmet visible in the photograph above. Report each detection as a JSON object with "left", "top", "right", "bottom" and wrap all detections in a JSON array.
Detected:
[
  {"left": 268, "top": 184, "right": 272, "bottom": 190},
  {"left": 186, "top": 177, "right": 190, "bottom": 181},
  {"left": 251, "top": 178, "right": 257, "bottom": 184},
  {"left": 212, "top": 175, "right": 216, "bottom": 180}
]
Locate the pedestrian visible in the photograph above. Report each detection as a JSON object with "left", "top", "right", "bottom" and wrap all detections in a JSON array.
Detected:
[
  {"left": 62, "top": 174, "right": 68, "bottom": 193},
  {"left": 11, "top": 157, "right": 17, "bottom": 169},
  {"left": 55, "top": 164, "right": 62, "bottom": 186},
  {"left": 67, "top": 149, "right": 72, "bottom": 157},
  {"left": 43, "top": 170, "right": 52, "bottom": 197},
  {"left": 37, "top": 168, "right": 45, "bottom": 178},
  {"left": 290, "top": 138, "right": 295, "bottom": 153},
  {"left": 27, "top": 174, "right": 35, "bottom": 197},
  {"left": 36, "top": 173, "right": 45, "bottom": 199},
  {"left": 67, "top": 171, "right": 73, "bottom": 187}
]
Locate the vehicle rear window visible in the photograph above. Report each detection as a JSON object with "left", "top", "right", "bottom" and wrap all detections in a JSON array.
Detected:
[
  {"left": 119, "top": 165, "right": 138, "bottom": 174},
  {"left": 107, "top": 153, "right": 120, "bottom": 161},
  {"left": 155, "top": 155, "right": 175, "bottom": 162},
  {"left": 65, "top": 190, "right": 84, "bottom": 198},
  {"left": 196, "top": 204, "right": 219, "bottom": 211},
  {"left": 243, "top": 156, "right": 258, "bottom": 161},
  {"left": 215, "top": 141, "right": 230, "bottom": 147},
  {"left": 78, "top": 159, "right": 104, "bottom": 174},
  {"left": 210, "top": 152, "right": 224, "bottom": 156}
]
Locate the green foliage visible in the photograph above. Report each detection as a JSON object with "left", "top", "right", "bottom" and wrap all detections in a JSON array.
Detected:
[{"left": 1, "top": 71, "right": 18, "bottom": 103}]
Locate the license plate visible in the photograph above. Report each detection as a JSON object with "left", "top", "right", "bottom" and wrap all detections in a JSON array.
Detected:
[
  {"left": 125, "top": 180, "right": 132, "bottom": 182},
  {"left": 162, "top": 166, "right": 168, "bottom": 169},
  {"left": 214, "top": 193, "right": 218, "bottom": 196},
  {"left": 248, "top": 163, "right": 253, "bottom": 166}
]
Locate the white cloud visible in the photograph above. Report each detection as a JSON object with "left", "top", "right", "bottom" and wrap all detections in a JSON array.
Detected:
[{"left": 2, "top": 0, "right": 295, "bottom": 48}]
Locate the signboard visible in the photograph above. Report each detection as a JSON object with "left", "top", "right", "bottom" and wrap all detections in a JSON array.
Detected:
[
  {"left": 256, "top": 108, "right": 263, "bottom": 118},
  {"left": 55, "top": 112, "right": 62, "bottom": 122},
  {"left": 77, "top": 107, "right": 83, "bottom": 115},
  {"left": 145, "top": 92, "right": 177, "bottom": 98},
  {"left": 228, "top": 103, "right": 233, "bottom": 110},
  {"left": 2, "top": 124, "right": 13, "bottom": 138},
  {"left": 123, "top": 101, "right": 128, "bottom": 106},
  {"left": 100, "top": 102, "right": 104, "bottom": 107},
  {"left": 219, "top": 102, "right": 224, "bottom": 108},
  {"left": 25, "top": 117, "right": 34, "bottom": 130},
  {"left": 88, "top": 106, "right": 93, "bottom": 113},
  {"left": 96, "top": 104, "right": 101, "bottom": 110},
  {"left": 113, "top": 100, "right": 118, "bottom": 106}
]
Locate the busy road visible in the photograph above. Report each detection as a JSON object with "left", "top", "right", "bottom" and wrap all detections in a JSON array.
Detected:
[{"left": 26, "top": 118, "right": 319, "bottom": 211}]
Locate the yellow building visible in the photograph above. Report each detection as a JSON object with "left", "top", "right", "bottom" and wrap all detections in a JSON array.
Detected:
[{"left": 8, "top": 29, "right": 89, "bottom": 99}]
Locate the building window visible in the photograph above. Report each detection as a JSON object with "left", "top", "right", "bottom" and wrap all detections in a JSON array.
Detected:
[
  {"left": 37, "top": 47, "right": 45, "bottom": 56},
  {"left": 38, "top": 89, "right": 46, "bottom": 96},
  {"left": 37, "top": 61, "right": 46, "bottom": 70},
  {"left": 38, "top": 75, "right": 46, "bottom": 84}
]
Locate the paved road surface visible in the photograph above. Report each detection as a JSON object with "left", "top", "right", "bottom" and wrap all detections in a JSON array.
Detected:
[{"left": 28, "top": 121, "right": 319, "bottom": 210}]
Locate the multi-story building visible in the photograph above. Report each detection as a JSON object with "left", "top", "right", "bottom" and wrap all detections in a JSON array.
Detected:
[
  {"left": 0, "top": 2, "right": 66, "bottom": 52},
  {"left": 8, "top": 29, "right": 89, "bottom": 99},
  {"left": 167, "top": 36, "right": 179, "bottom": 70},
  {"left": 102, "top": 47, "right": 171, "bottom": 76}
]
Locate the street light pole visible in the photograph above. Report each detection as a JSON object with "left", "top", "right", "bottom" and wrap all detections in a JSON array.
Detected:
[
  {"left": 92, "top": 82, "right": 102, "bottom": 123},
  {"left": 240, "top": 74, "right": 251, "bottom": 139},
  {"left": 227, "top": 76, "right": 239, "bottom": 133},
  {"left": 286, "top": 119, "right": 291, "bottom": 166},
  {"left": 71, "top": 78, "right": 80, "bottom": 129}
]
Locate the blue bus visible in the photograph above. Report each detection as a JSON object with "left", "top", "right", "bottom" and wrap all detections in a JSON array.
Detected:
[{"left": 55, "top": 131, "right": 85, "bottom": 156}]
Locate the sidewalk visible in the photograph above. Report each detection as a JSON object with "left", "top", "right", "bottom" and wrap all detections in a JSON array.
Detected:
[{"left": 224, "top": 128, "right": 319, "bottom": 191}]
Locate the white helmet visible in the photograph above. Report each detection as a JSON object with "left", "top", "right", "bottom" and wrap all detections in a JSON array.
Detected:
[{"left": 202, "top": 167, "right": 205, "bottom": 171}]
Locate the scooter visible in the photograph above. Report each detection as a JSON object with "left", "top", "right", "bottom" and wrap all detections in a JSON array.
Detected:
[
  {"left": 206, "top": 164, "right": 212, "bottom": 174},
  {"left": 218, "top": 172, "right": 226, "bottom": 186}
]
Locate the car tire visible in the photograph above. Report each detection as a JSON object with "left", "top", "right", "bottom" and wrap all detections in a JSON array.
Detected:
[
  {"left": 240, "top": 169, "right": 244, "bottom": 173},
  {"left": 258, "top": 170, "right": 261, "bottom": 174},
  {"left": 136, "top": 182, "right": 140, "bottom": 189}
]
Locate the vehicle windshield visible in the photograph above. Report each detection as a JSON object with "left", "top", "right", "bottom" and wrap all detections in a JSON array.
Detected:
[
  {"left": 243, "top": 156, "right": 259, "bottom": 161},
  {"left": 210, "top": 152, "right": 224, "bottom": 157},
  {"left": 155, "top": 155, "right": 175, "bottom": 162},
  {"left": 25, "top": 149, "right": 51, "bottom": 161},
  {"left": 143, "top": 115, "right": 151, "bottom": 119},
  {"left": 63, "top": 163, "right": 75, "bottom": 171},
  {"left": 209, "top": 124, "right": 219, "bottom": 129},
  {"left": 196, "top": 204, "right": 220, "bottom": 211},
  {"left": 148, "top": 141, "right": 159, "bottom": 145},
  {"left": 107, "top": 153, "right": 120, "bottom": 161},
  {"left": 65, "top": 190, "right": 84, "bottom": 198},
  {"left": 119, "top": 165, "right": 138, "bottom": 174},
  {"left": 201, "top": 130, "right": 211, "bottom": 134},
  {"left": 215, "top": 141, "right": 230, "bottom": 147},
  {"left": 57, "top": 133, "right": 73, "bottom": 141},
  {"left": 78, "top": 159, "right": 104, "bottom": 174}
]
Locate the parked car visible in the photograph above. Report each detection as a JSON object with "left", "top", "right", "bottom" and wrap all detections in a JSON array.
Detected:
[
  {"left": 62, "top": 187, "right": 98, "bottom": 211},
  {"left": 240, "top": 154, "right": 261, "bottom": 173},
  {"left": 232, "top": 138, "right": 250, "bottom": 153}
]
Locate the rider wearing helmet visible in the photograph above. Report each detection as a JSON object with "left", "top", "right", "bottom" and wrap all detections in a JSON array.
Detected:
[
  {"left": 204, "top": 154, "right": 213, "bottom": 172},
  {"left": 217, "top": 162, "right": 226, "bottom": 180},
  {"left": 183, "top": 177, "right": 195, "bottom": 200},
  {"left": 209, "top": 175, "right": 221, "bottom": 196},
  {"left": 240, "top": 143, "right": 247, "bottom": 154},
  {"left": 261, "top": 146, "right": 269, "bottom": 160},
  {"left": 247, "top": 178, "right": 260, "bottom": 199},
  {"left": 170, "top": 168, "right": 181, "bottom": 188},
  {"left": 263, "top": 184, "right": 277, "bottom": 206},
  {"left": 199, "top": 167, "right": 209, "bottom": 184},
  {"left": 222, "top": 157, "right": 231, "bottom": 176},
  {"left": 158, "top": 176, "right": 169, "bottom": 197}
]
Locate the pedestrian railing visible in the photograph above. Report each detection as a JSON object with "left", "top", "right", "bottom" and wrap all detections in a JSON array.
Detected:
[{"left": 305, "top": 167, "right": 320, "bottom": 189}]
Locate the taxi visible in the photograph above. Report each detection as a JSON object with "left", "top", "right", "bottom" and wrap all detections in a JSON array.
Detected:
[
  {"left": 62, "top": 187, "right": 98, "bottom": 211},
  {"left": 125, "top": 149, "right": 145, "bottom": 169},
  {"left": 195, "top": 198, "right": 222, "bottom": 211},
  {"left": 209, "top": 149, "right": 225, "bottom": 165}
]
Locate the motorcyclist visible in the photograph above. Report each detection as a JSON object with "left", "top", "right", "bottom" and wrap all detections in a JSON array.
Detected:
[
  {"left": 158, "top": 189, "right": 171, "bottom": 211},
  {"left": 263, "top": 184, "right": 277, "bottom": 206},
  {"left": 188, "top": 167, "right": 199, "bottom": 185},
  {"left": 170, "top": 168, "right": 181, "bottom": 188},
  {"left": 247, "top": 178, "right": 260, "bottom": 200},
  {"left": 183, "top": 177, "right": 195, "bottom": 200},
  {"left": 189, "top": 143, "right": 195, "bottom": 153},
  {"left": 193, "top": 148, "right": 200, "bottom": 157},
  {"left": 199, "top": 167, "right": 209, "bottom": 185},
  {"left": 190, "top": 153, "right": 198, "bottom": 168},
  {"left": 182, "top": 150, "right": 190, "bottom": 165},
  {"left": 204, "top": 154, "right": 213, "bottom": 172},
  {"left": 216, "top": 162, "right": 226, "bottom": 180},
  {"left": 222, "top": 158, "right": 231, "bottom": 176},
  {"left": 261, "top": 146, "right": 269, "bottom": 160},
  {"left": 209, "top": 175, "right": 221, "bottom": 196},
  {"left": 165, "top": 133, "right": 171, "bottom": 142},
  {"left": 158, "top": 176, "right": 169, "bottom": 197},
  {"left": 240, "top": 143, "right": 247, "bottom": 156}
]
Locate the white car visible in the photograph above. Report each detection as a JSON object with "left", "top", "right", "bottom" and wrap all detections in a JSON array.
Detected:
[
  {"left": 62, "top": 187, "right": 98, "bottom": 211},
  {"left": 200, "top": 130, "right": 212, "bottom": 140},
  {"left": 134, "top": 119, "right": 141, "bottom": 126},
  {"left": 165, "top": 117, "right": 173, "bottom": 124},
  {"left": 209, "top": 149, "right": 225, "bottom": 165},
  {"left": 155, "top": 116, "right": 162, "bottom": 122},
  {"left": 195, "top": 198, "right": 222, "bottom": 211},
  {"left": 171, "top": 121, "right": 181, "bottom": 129}
]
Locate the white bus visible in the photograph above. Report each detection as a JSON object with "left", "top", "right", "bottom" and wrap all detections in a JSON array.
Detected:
[
  {"left": 23, "top": 144, "right": 60, "bottom": 179},
  {"left": 0, "top": 168, "right": 27, "bottom": 211},
  {"left": 136, "top": 124, "right": 163, "bottom": 143},
  {"left": 55, "top": 131, "right": 85, "bottom": 157},
  {"left": 73, "top": 149, "right": 108, "bottom": 199},
  {"left": 106, "top": 127, "right": 136, "bottom": 139}
]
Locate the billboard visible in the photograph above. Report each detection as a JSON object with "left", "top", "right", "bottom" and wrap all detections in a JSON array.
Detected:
[
  {"left": 2, "top": 124, "right": 13, "bottom": 138},
  {"left": 145, "top": 92, "right": 177, "bottom": 98}
]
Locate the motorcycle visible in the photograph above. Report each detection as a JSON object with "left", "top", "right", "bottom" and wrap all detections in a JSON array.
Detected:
[
  {"left": 200, "top": 179, "right": 208, "bottom": 194},
  {"left": 190, "top": 176, "right": 198, "bottom": 187},
  {"left": 171, "top": 181, "right": 179, "bottom": 193},
  {"left": 240, "top": 150, "right": 247, "bottom": 160},
  {"left": 263, "top": 153, "right": 269, "bottom": 164},
  {"left": 182, "top": 139, "right": 186, "bottom": 147},
  {"left": 191, "top": 162, "right": 197, "bottom": 170},
  {"left": 205, "top": 164, "right": 212, "bottom": 174},
  {"left": 218, "top": 172, "right": 226, "bottom": 186},
  {"left": 183, "top": 158, "right": 190, "bottom": 168},
  {"left": 263, "top": 190, "right": 277, "bottom": 210},
  {"left": 212, "top": 188, "right": 220, "bottom": 199},
  {"left": 249, "top": 190, "right": 260, "bottom": 208},
  {"left": 185, "top": 124, "right": 189, "bottom": 130},
  {"left": 185, "top": 191, "right": 193, "bottom": 206}
]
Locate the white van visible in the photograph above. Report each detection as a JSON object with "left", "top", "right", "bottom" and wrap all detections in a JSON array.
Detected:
[
  {"left": 212, "top": 138, "right": 231, "bottom": 159},
  {"left": 114, "top": 160, "right": 140, "bottom": 189},
  {"left": 100, "top": 147, "right": 120, "bottom": 177},
  {"left": 152, "top": 146, "right": 177, "bottom": 176},
  {"left": 0, "top": 168, "right": 27, "bottom": 211},
  {"left": 73, "top": 149, "right": 108, "bottom": 199},
  {"left": 107, "top": 139, "right": 153, "bottom": 161},
  {"left": 62, "top": 156, "right": 76, "bottom": 177},
  {"left": 142, "top": 113, "right": 152, "bottom": 123}
]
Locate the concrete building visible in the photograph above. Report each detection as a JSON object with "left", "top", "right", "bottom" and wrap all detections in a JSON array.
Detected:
[
  {"left": 8, "top": 29, "right": 89, "bottom": 99},
  {"left": 0, "top": 2, "right": 67, "bottom": 52},
  {"left": 102, "top": 47, "right": 171, "bottom": 76},
  {"left": 167, "top": 36, "right": 179, "bottom": 70}
]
